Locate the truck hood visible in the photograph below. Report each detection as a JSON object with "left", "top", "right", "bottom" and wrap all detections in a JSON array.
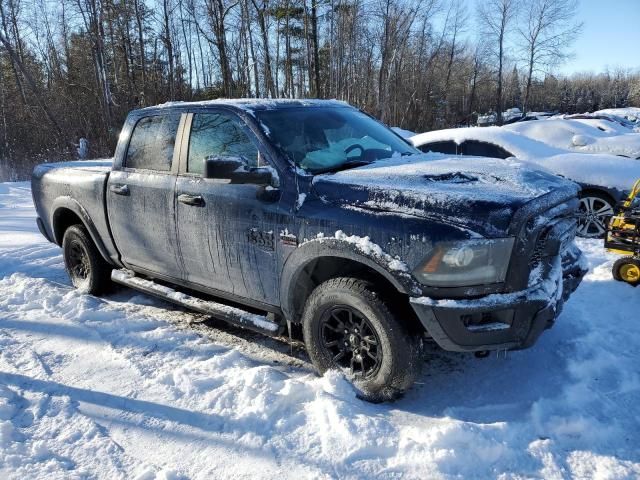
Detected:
[{"left": 312, "top": 154, "right": 578, "bottom": 237}]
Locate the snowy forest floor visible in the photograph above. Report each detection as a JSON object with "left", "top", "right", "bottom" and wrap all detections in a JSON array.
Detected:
[{"left": 0, "top": 181, "right": 639, "bottom": 479}]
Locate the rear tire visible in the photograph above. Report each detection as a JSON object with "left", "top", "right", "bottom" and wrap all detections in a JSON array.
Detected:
[
  {"left": 612, "top": 256, "right": 640, "bottom": 286},
  {"left": 301, "top": 277, "right": 422, "bottom": 402},
  {"left": 62, "top": 224, "right": 112, "bottom": 295}
]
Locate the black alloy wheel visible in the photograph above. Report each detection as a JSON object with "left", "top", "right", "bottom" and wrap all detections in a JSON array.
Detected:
[
  {"left": 318, "top": 305, "right": 383, "bottom": 378},
  {"left": 62, "top": 224, "right": 112, "bottom": 294}
]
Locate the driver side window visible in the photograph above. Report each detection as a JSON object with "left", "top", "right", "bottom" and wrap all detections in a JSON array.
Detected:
[{"left": 187, "top": 113, "right": 259, "bottom": 175}]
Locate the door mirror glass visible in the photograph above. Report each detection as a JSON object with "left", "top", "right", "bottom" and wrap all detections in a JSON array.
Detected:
[{"left": 203, "top": 155, "right": 274, "bottom": 185}]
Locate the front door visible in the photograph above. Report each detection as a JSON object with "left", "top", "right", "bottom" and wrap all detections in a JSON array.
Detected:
[
  {"left": 175, "top": 111, "right": 282, "bottom": 305},
  {"left": 107, "top": 112, "right": 184, "bottom": 279}
]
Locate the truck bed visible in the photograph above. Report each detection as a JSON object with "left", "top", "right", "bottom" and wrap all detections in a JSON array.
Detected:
[
  {"left": 31, "top": 158, "right": 120, "bottom": 265},
  {"left": 33, "top": 159, "right": 113, "bottom": 174}
]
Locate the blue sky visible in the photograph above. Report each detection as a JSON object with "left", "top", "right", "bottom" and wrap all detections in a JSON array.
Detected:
[{"left": 561, "top": 0, "right": 640, "bottom": 74}]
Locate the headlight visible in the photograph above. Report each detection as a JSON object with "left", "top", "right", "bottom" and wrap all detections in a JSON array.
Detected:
[{"left": 413, "top": 238, "right": 515, "bottom": 287}]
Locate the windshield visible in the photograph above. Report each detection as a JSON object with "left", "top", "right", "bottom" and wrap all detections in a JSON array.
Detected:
[{"left": 254, "top": 107, "right": 419, "bottom": 173}]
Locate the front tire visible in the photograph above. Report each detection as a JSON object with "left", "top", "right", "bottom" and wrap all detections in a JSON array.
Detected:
[
  {"left": 62, "top": 224, "right": 112, "bottom": 294},
  {"left": 302, "top": 277, "right": 421, "bottom": 402}
]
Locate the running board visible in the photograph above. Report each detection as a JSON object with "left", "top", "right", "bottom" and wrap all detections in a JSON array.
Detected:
[{"left": 111, "top": 269, "right": 283, "bottom": 336}]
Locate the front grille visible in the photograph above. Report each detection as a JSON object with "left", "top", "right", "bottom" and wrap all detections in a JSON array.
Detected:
[
  {"left": 528, "top": 215, "right": 577, "bottom": 270},
  {"left": 529, "top": 229, "right": 550, "bottom": 270},
  {"left": 506, "top": 195, "right": 580, "bottom": 291}
]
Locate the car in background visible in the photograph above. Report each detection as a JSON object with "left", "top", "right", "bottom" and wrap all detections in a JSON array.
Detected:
[
  {"left": 563, "top": 113, "right": 637, "bottom": 132},
  {"left": 595, "top": 107, "right": 640, "bottom": 129},
  {"left": 503, "top": 117, "right": 640, "bottom": 159},
  {"left": 410, "top": 126, "right": 640, "bottom": 237}
]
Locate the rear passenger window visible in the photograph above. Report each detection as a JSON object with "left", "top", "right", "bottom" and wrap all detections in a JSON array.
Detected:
[
  {"left": 418, "top": 141, "right": 458, "bottom": 155},
  {"left": 460, "top": 141, "right": 512, "bottom": 159},
  {"left": 187, "top": 113, "right": 259, "bottom": 175},
  {"left": 126, "top": 114, "right": 181, "bottom": 171}
]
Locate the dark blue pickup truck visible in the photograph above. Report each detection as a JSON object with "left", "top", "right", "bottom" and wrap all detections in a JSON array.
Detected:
[{"left": 32, "top": 99, "right": 587, "bottom": 401}]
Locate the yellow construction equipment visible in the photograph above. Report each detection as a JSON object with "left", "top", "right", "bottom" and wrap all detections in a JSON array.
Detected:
[{"left": 606, "top": 179, "right": 640, "bottom": 285}]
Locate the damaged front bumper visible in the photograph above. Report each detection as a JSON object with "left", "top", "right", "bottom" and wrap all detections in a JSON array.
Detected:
[{"left": 409, "top": 244, "right": 588, "bottom": 352}]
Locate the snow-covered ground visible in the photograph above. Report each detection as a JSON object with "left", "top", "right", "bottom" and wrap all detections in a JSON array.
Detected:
[{"left": 1, "top": 181, "right": 639, "bottom": 479}]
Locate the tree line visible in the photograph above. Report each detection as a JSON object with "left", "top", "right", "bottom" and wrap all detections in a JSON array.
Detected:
[{"left": 0, "top": 0, "right": 638, "bottom": 181}]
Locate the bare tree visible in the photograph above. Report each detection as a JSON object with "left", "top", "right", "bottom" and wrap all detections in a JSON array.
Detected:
[
  {"left": 477, "top": 0, "right": 519, "bottom": 125},
  {"left": 250, "top": 0, "right": 276, "bottom": 97},
  {"left": 518, "top": 0, "right": 582, "bottom": 112},
  {"left": 5, "top": 0, "right": 640, "bottom": 184}
]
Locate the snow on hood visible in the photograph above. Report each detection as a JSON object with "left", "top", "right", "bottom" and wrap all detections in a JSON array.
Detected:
[{"left": 312, "top": 154, "right": 577, "bottom": 237}]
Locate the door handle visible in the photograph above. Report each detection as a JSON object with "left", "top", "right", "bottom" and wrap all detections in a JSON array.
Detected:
[
  {"left": 109, "top": 184, "right": 130, "bottom": 196},
  {"left": 178, "top": 193, "right": 205, "bottom": 207}
]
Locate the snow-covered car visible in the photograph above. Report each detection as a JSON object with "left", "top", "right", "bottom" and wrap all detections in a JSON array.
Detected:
[
  {"left": 595, "top": 107, "right": 640, "bottom": 128},
  {"left": 564, "top": 113, "right": 637, "bottom": 131},
  {"left": 410, "top": 126, "right": 640, "bottom": 237},
  {"left": 503, "top": 117, "right": 640, "bottom": 159}
]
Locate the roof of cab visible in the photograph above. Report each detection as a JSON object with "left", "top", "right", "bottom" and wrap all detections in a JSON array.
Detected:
[{"left": 136, "top": 98, "right": 351, "bottom": 114}]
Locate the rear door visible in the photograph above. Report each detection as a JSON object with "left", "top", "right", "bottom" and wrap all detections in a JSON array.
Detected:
[
  {"left": 107, "top": 112, "right": 184, "bottom": 279},
  {"left": 175, "top": 110, "right": 281, "bottom": 304}
]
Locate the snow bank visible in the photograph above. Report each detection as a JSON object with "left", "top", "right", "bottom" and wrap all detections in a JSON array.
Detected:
[{"left": 1, "top": 182, "right": 639, "bottom": 478}]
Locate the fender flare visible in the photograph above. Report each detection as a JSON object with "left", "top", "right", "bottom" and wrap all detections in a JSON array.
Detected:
[
  {"left": 50, "top": 196, "right": 113, "bottom": 264},
  {"left": 279, "top": 238, "right": 417, "bottom": 321}
]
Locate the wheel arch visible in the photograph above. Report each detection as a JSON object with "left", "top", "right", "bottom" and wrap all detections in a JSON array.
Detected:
[
  {"left": 51, "top": 197, "right": 113, "bottom": 265},
  {"left": 578, "top": 185, "right": 620, "bottom": 204},
  {"left": 280, "top": 239, "right": 419, "bottom": 325}
]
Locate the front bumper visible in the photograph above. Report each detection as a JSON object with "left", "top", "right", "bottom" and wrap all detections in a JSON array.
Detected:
[{"left": 409, "top": 246, "right": 587, "bottom": 352}]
